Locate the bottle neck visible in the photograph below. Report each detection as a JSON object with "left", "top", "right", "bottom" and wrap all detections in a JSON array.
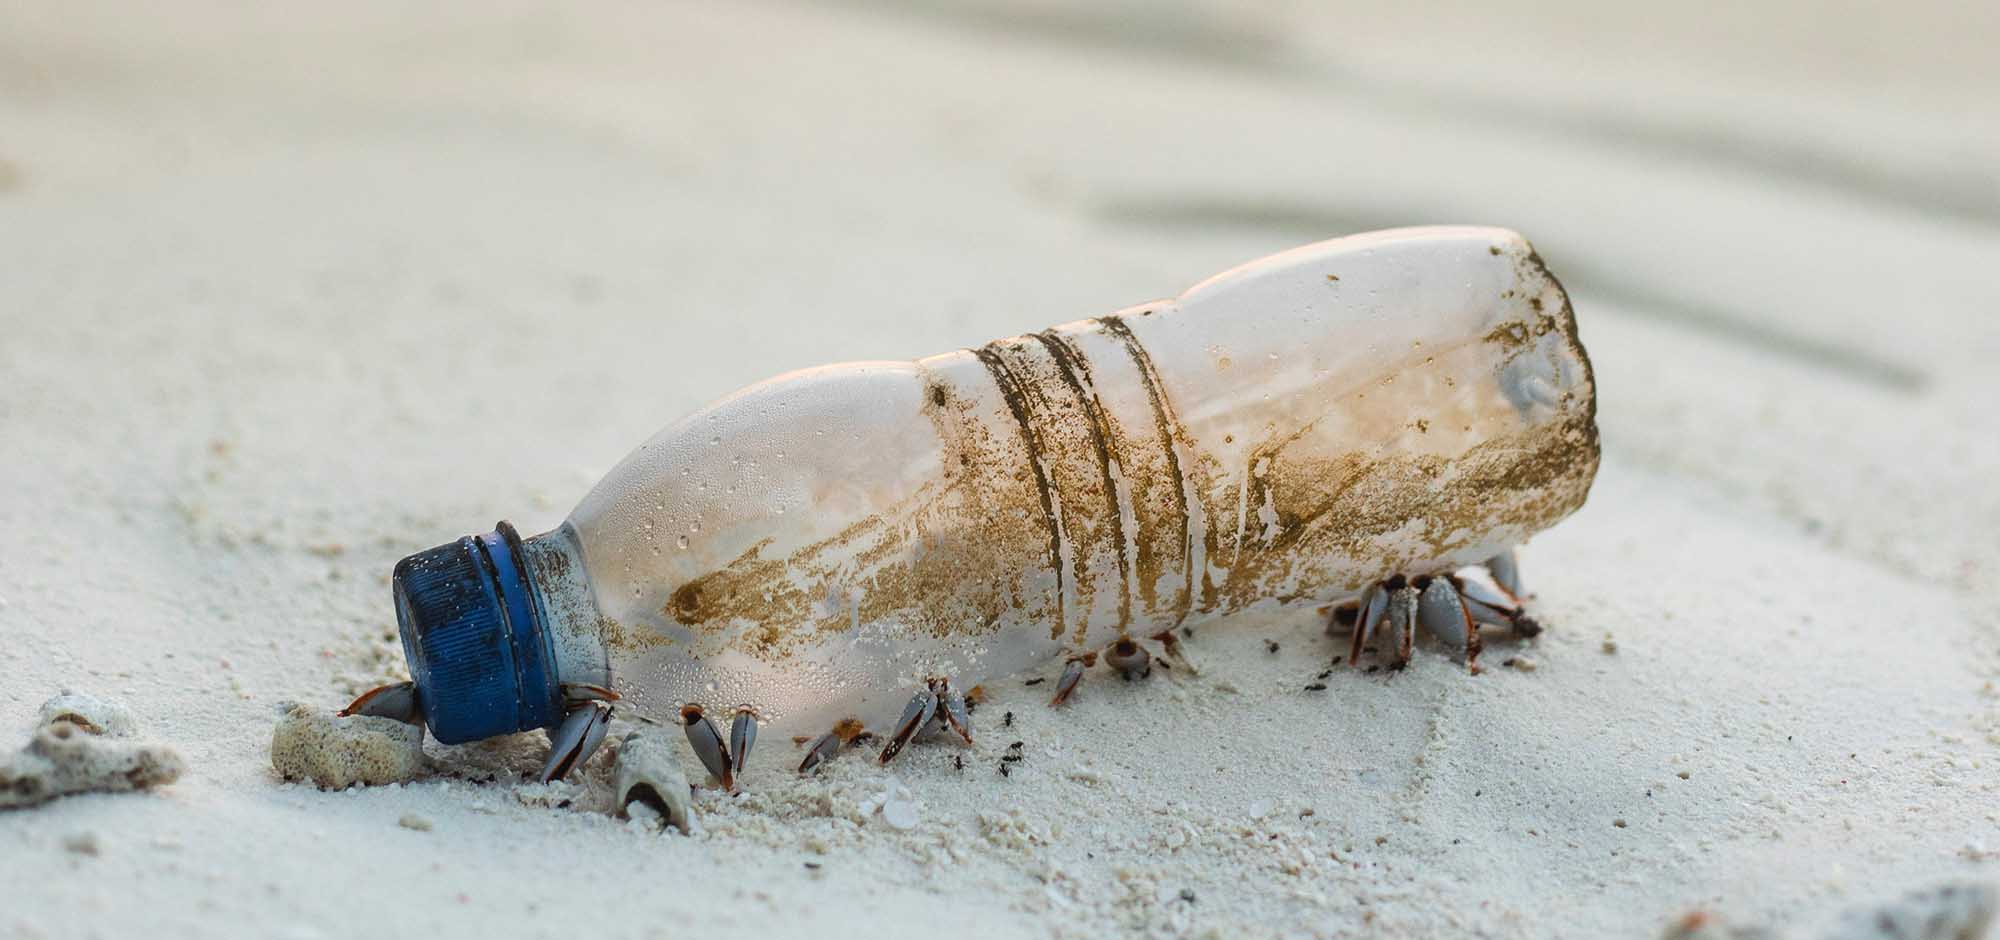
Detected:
[{"left": 520, "top": 522, "right": 612, "bottom": 695}]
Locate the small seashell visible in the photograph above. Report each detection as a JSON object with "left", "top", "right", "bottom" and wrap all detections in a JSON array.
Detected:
[
  {"left": 612, "top": 730, "right": 693, "bottom": 834},
  {"left": 2, "top": 695, "right": 184, "bottom": 810},
  {"left": 38, "top": 690, "right": 139, "bottom": 738}
]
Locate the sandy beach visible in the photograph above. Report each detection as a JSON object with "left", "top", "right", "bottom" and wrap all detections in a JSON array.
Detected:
[{"left": 3, "top": 3, "right": 1996, "bottom": 937}]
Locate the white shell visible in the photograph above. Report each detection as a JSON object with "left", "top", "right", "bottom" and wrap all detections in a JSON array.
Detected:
[{"left": 612, "top": 730, "right": 694, "bottom": 834}]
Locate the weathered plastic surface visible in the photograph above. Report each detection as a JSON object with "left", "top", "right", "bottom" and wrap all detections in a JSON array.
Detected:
[{"left": 559, "top": 226, "right": 1599, "bottom": 736}]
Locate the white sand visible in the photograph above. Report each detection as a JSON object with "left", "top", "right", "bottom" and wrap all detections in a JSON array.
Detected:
[{"left": 2, "top": 2, "right": 1996, "bottom": 937}]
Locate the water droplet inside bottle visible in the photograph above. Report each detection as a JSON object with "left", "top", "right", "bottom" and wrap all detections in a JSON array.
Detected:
[{"left": 676, "top": 535, "right": 689, "bottom": 550}]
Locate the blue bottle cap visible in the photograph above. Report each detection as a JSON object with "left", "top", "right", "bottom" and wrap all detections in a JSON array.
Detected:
[{"left": 391, "top": 521, "right": 561, "bottom": 744}]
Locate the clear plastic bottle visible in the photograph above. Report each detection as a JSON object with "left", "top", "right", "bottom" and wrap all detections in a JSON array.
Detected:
[{"left": 389, "top": 226, "right": 1597, "bottom": 746}]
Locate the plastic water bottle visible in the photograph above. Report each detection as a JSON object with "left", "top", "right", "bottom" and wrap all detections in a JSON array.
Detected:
[{"left": 383, "top": 226, "right": 1597, "bottom": 758}]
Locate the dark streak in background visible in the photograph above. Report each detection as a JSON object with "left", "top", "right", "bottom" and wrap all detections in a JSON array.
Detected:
[
  {"left": 820, "top": 0, "right": 1284, "bottom": 69},
  {"left": 1090, "top": 195, "right": 1928, "bottom": 393}
]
